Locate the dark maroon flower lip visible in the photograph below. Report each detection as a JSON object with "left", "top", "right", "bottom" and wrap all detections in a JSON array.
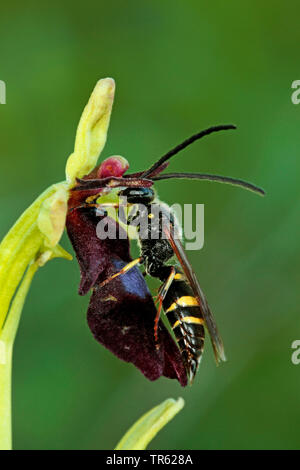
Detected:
[
  {"left": 66, "top": 206, "right": 131, "bottom": 295},
  {"left": 87, "top": 255, "right": 187, "bottom": 386},
  {"left": 66, "top": 200, "right": 188, "bottom": 386}
]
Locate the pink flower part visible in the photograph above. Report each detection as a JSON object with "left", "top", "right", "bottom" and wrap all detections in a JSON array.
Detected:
[{"left": 97, "top": 156, "right": 129, "bottom": 178}]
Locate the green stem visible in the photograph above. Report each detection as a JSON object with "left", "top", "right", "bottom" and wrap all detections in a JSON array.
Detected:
[
  {"left": 0, "top": 184, "right": 59, "bottom": 330},
  {"left": 0, "top": 262, "right": 38, "bottom": 450},
  {"left": 0, "top": 344, "right": 12, "bottom": 450}
]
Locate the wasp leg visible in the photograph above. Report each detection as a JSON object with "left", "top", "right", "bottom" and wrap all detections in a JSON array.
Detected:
[
  {"left": 98, "top": 257, "right": 143, "bottom": 288},
  {"left": 154, "top": 266, "right": 176, "bottom": 347},
  {"left": 68, "top": 194, "right": 101, "bottom": 213}
]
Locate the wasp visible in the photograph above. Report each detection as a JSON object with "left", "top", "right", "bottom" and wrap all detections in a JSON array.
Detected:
[
  {"left": 111, "top": 186, "right": 211, "bottom": 383},
  {"left": 68, "top": 124, "right": 264, "bottom": 385}
]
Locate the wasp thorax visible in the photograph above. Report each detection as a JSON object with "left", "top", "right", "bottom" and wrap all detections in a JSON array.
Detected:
[{"left": 97, "top": 155, "right": 129, "bottom": 178}]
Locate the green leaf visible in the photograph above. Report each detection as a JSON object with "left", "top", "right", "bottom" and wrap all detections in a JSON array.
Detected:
[{"left": 115, "top": 398, "right": 185, "bottom": 450}]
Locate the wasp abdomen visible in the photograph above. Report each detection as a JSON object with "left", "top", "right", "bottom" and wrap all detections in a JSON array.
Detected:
[{"left": 163, "top": 272, "right": 205, "bottom": 382}]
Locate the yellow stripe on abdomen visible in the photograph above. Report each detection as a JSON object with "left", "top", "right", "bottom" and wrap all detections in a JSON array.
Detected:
[
  {"left": 166, "top": 296, "right": 199, "bottom": 313},
  {"left": 172, "top": 316, "right": 204, "bottom": 329},
  {"left": 174, "top": 272, "right": 184, "bottom": 280},
  {"left": 181, "top": 316, "right": 204, "bottom": 325},
  {"left": 178, "top": 296, "right": 199, "bottom": 307}
]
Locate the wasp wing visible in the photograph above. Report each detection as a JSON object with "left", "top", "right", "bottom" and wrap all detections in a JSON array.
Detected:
[{"left": 163, "top": 225, "right": 226, "bottom": 364}]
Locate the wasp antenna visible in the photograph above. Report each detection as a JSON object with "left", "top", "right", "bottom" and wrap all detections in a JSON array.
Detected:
[
  {"left": 142, "top": 124, "right": 236, "bottom": 178},
  {"left": 152, "top": 172, "right": 265, "bottom": 196}
]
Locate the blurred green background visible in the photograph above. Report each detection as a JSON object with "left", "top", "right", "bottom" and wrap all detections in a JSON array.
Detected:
[{"left": 1, "top": 0, "right": 299, "bottom": 450}]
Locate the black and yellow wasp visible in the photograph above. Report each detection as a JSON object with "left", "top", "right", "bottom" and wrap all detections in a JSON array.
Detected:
[
  {"left": 115, "top": 185, "right": 215, "bottom": 383},
  {"left": 68, "top": 125, "right": 264, "bottom": 385}
]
